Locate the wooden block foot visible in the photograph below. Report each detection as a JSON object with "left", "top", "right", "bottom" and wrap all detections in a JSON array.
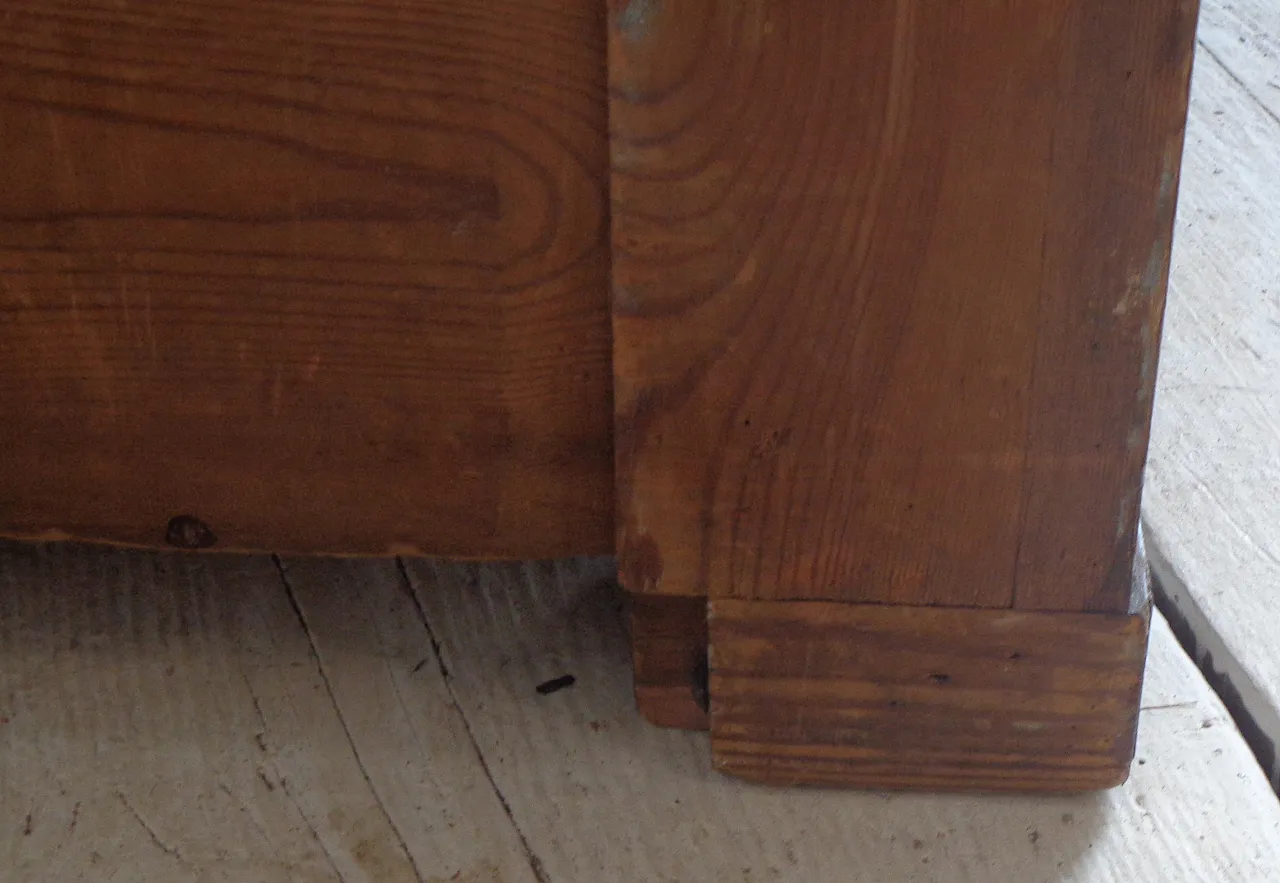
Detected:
[
  {"left": 630, "top": 593, "right": 709, "bottom": 731},
  {"left": 709, "top": 600, "right": 1150, "bottom": 792}
]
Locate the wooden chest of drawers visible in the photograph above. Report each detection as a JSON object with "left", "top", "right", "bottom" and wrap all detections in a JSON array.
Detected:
[{"left": 0, "top": 0, "right": 1199, "bottom": 791}]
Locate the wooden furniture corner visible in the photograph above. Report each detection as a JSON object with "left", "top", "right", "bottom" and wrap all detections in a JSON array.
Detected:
[
  {"left": 1, "top": 0, "right": 1199, "bottom": 791},
  {"left": 612, "top": 0, "right": 1196, "bottom": 791}
]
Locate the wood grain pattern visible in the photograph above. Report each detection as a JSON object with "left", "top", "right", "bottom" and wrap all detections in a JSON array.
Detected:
[
  {"left": 630, "top": 592, "right": 709, "bottom": 730},
  {"left": 0, "top": 0, "right": 613, "bottom": 556},
  {"left": 610, "top": 0, "right": 1199, "bottom": 610},
  {"left": 709, "top": 599, "right": 1150, "bottom": 791}
]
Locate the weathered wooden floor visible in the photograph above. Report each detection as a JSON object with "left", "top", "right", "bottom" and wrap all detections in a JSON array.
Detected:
[{"left": 2, "top": 545, "right": 1278, "bottom": 882}]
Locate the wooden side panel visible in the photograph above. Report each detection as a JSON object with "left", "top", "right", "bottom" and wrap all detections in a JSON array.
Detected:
[
  {"left": 630, "top": 593, "right": 709, "bottom": 730},
  {"left": 0, "top": 0, "right": 613, "bottom": 556},
  {"left": 709, "top": 600, "right": 1149, "bottom": 791},
  {"left": 610, "top": 0, "right": 1198, "bottom": 609},
  {"left": 1013, "top": 0, "right": 1200, "bottom": 610}
]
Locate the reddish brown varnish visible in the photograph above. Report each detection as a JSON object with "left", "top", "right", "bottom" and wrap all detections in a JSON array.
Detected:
[
  {"left": 0, "top": 0, "right": 614, "bottom": 557},
  {"left": 2, "top": 0, "right": 1197, "bottom": 793},
  {"left": 609, "top": 0, "right": 1194, "bottom": 790},
  {"left": 609, "top": 0, "right": 1197, "bottom": 612}
]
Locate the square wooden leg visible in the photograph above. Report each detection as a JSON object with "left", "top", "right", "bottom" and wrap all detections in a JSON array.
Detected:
[
  {"left": 611, "top": 1, "right": 1195, "bottom": 791},
  {"left": 628, "top": 542, "right": 1151, "bottom": 791}
]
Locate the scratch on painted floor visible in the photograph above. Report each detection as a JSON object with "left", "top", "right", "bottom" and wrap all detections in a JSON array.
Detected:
[
  {"left": 116, "top": 790, "right": 190, "bottom": 868},
  {"left": 213, "top": 775, "right": 282, "bottom": 861},
  {"left": 395, "top": 558, "right": 552, "bottom": 883},
  {"left": 1168, "top": 452, "right": 1280, "bottom": 570},
  {"left": 278, "top": 778, "right": 352, "bottom": 883},
  {"left": 273, "top": 555, "right": 428, "bottom": 883}
]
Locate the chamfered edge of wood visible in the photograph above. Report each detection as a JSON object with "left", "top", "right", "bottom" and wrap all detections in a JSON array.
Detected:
[{"left": 709, "top": 600, "right": 1150, "bottom": 793}]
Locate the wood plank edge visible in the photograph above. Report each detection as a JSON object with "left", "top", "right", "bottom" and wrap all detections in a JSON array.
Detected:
[{"left": 1145, "top": 524, "right": 1280, "bottom": 789}]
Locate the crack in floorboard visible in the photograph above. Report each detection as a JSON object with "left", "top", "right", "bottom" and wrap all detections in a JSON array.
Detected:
[
  {"left": 116, "top": 789, "right": 190, "bottom": 868},
  {"left": 395, "top": 557, "right": 552, "bottom": 883},
  {"left": 272, "top": 554, "right": 427, "bottom": 883},
  {"left": 1197, "top": 39, "right": 1280, "bottom": 130},
  {"left": 1147, "top": 540, "right": 1280, "bottom": 793}
]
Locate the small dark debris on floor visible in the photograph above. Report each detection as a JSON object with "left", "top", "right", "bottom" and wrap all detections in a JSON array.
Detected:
[{"left": 536, "top": 674, "right": 576, "bottom": 695}]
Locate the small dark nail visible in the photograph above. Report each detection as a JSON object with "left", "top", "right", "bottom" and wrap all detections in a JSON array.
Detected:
[{"left": 536, "top": 674, "right": 577, "bottom": 696}]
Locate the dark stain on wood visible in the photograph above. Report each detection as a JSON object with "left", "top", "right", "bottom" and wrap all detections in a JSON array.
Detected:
[{"left": 165, "top": 515, "right": 217, "bottom": 550}]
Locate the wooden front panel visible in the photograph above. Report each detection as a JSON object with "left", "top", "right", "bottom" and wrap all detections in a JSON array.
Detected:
[
  {"left": 0, "top": 0, "right": 613, "bottom": 556},
  {"left": 610, "top": 0, "right": 1198, "bottom": 609}
]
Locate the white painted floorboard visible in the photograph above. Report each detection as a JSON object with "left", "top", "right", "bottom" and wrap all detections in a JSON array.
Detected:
[
  {"left": 3, "top": 544, "right": 1278, "bottom": 882},
  {"left": 1144, "top": 0, "right": 1280, "bottom": 787},
  {"left": 0, "top": 546, "right": 536, "bottom": 883},
  {"left": 1197, "top": 0, "right": 1280, "bottom": 123}
]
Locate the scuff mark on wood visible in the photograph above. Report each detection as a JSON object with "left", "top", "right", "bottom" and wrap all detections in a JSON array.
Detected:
[
  {"left": 620, "top": 532, "right": 663, "bottom": 594},
  {"left": 616, "top": 0, "right": 660, "bottom": 43}
]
